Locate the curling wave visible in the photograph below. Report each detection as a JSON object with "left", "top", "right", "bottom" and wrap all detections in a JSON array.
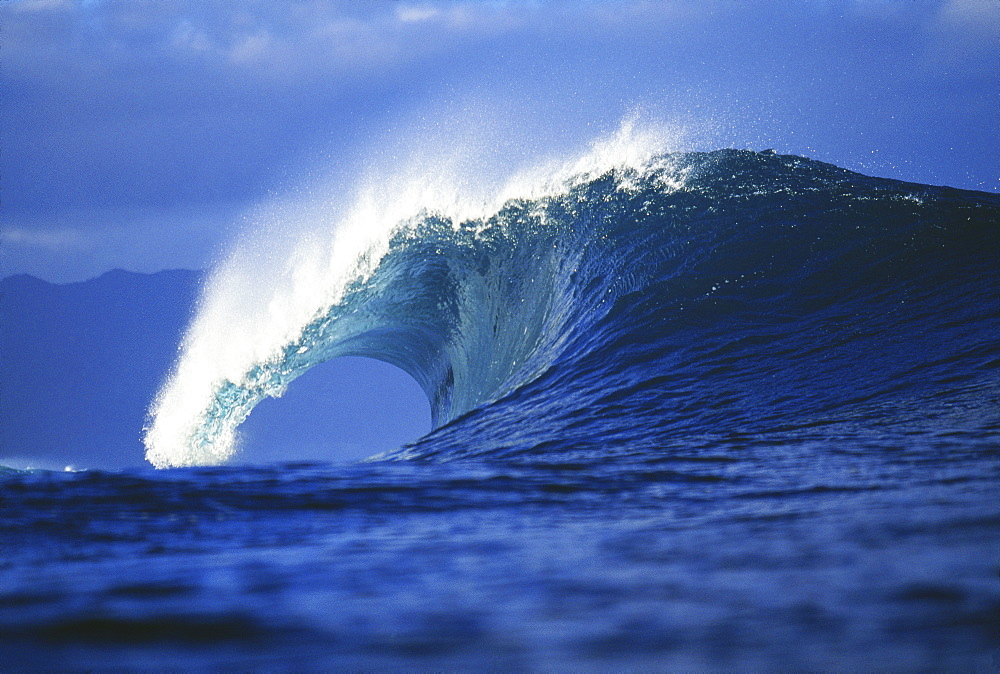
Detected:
[{"left": 145, "top": 141, "right": 1000, "bottom": 468}]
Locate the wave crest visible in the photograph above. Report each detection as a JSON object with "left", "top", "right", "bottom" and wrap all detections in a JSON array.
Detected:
[
  {"left": 145, "top": 124, "right": 1000, "bottom": 468},
  {"left": 144, "top": 121, "right": 687, "bottom": 467}
]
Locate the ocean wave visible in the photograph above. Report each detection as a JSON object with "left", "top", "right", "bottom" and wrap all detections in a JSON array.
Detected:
[{"left": 144, "top": 140, "right": 1000, "bottom": 468}]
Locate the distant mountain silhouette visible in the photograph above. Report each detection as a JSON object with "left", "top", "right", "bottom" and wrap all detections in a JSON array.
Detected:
[
  {"left": 1, "top": 270, "right": 203, "bottom": 469},
  {"left": 0, "top": 269, "right": 429, "bottom": 470}
]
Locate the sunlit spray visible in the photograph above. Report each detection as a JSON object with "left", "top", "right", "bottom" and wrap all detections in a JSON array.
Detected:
[{"left": 144, "top": 114, "right": 689, "bottom": 467}]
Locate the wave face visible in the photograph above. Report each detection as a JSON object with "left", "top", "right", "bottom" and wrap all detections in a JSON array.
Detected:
[{"left": 145, "top": 147, "right": 1000, "bottom": 467}]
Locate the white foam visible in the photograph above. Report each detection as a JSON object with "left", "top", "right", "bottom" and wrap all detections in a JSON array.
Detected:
[{"left": 144, "top": 115, "right": 691, "bottom": 468}]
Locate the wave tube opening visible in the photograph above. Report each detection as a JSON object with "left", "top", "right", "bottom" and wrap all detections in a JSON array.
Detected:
[
  {"left": 233, "top": 356, "right": 431, "bottom": 465},
  {"left": 143, "top": 117, "right": 690, "bottom": 468}
]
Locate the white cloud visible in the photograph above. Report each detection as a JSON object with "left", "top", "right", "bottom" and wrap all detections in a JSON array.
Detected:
[
  {"left": 228, "top": 31, "right": 274, "bottom": 64},
  {"left": 0, "top": 204, "right": 235, "bottom": 282},
  {"left": 0, "top": 228, "right": 89, "bottom": 251},
  {"left": 5, "top": 0, "right": 73, "bottom": 13},
  {"left": 396, "top": 5, "right": 442, "bottom": 23},
  {"left": 925, "top": 0, "right": 1000, "bottom": 68},
  {"left": 938, "top": 0, "right": 1000, "bottom": 32},
  {"left": 171, "top": 19, "right": 215, "bottom": 54}
]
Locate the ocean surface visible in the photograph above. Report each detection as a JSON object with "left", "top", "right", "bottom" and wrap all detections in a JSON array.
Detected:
[{"left": 3, "top": 149, "right": 999, "bottom": 669}]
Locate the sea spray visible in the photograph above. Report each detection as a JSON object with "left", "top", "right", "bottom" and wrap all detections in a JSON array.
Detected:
[
  {"left": 12, "top": 147, "right": 1000, "bottom": 671},
  {"left": 144, "top": 121, "right": 1000, "bottom": 469},
  {"left": 144, "top": 118, "right": 687, "bottom": 467}
]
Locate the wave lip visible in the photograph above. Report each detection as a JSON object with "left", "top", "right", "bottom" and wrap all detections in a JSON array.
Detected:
[
  {"left": 145, "top": 146, "right": 1000, "bottom": 468},
  {"left": 144, "top": 123, "right": 686, "bottom": 467}
]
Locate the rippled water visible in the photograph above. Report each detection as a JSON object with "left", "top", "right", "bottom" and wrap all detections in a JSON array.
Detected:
[
  {"left": 5, "top": 149, "right": 999, "bottom": 668},
  {"left": 3, "top": 436, "right": 998, "bottom": 669}
]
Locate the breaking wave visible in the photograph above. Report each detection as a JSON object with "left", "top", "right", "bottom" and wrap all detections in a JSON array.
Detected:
[{"left": 145, "top": 126, "right": 1000, "bottom": 468}]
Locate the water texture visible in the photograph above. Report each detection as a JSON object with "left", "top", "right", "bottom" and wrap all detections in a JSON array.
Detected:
[{"left": 3, "top": 149, "right": 999, "bottom": 669}]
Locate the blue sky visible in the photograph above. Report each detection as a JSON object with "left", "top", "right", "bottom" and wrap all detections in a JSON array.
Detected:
[{"left": 2, "top": 0, "right": 998, "bottom": 282}]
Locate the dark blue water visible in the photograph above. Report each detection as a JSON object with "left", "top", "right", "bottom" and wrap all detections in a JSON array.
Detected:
[
  {"left": 2, "top": 451, "right": 998, "bottom": 669},
  {"left": 3, "top": 150, "right": 999, "bottom": 669}
]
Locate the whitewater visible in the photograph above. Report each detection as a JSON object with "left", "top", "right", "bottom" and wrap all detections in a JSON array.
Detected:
[
  {"left": 145, "top": 121, "right": 998, "bottom": 471},
  {"left": 144, "top": 120, "right": 690, "bottom": 467},
  {"left": 4, "top": 123, "right": 999, "bottom": 669}
]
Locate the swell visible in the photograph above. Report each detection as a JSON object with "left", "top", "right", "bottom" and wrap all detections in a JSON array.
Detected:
[
  {"left": 390, "top": 152, "right": 1000, "bottom": 461},
  {"left": 145, "top": 148, "right": 1000, "bottom": 467}
]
